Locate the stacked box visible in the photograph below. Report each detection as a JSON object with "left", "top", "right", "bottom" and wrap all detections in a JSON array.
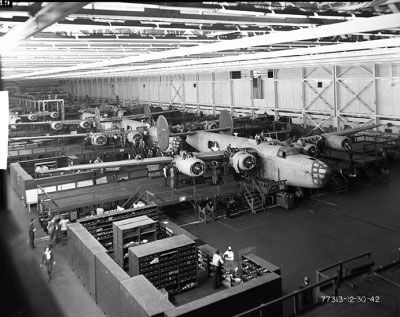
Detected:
[
  {"left": 129, "top": 235, "right": 198, "bottom": 296},
  {"left": 242, "top": 254, "right": 281, "bottom": 277},
  {"left": 95, "top": 253, "right": 130, "bottom": 317},
  {"left": 67, "top": 222, "right": 107, "bottom": 297},
  {"left": 113, "top": 216, "right": 157, "bottom": 271},
  {"left": 197, "top": 244, "right": 216, "bottom": 274}
]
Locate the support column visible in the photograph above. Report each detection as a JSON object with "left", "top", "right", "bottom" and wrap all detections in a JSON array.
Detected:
[
  {"left": 301, "top": 68, "right": 306, "bottom": 129},
  {"left": 373, "top": 63, "right": 379, "bottom": 125},
  {"left": 182, "top": 74, "right": 186, "bottom": 112},
  {"left": 333, "top": 66, "right": 340, "bottom": 130},
  {"left": 273, "top": 69, "right": 279, "bottom": 121},
  {"left": 196, "top": 73, "right": 200, "bottom": 115},
  {"left": 211, "top": 72, "right": 216, "bottom": 116},
  {"left": 250, "top": 70, "right": 255, "bottom": 119},
  {"left": 158, "top": 75, "right": 161, "bottom": 106},
  {"left": 138, "top": 76, "right": 141, "bottom": 103},
  {"left": 229, "top": 74, "right": 234, "bottom": 116}
]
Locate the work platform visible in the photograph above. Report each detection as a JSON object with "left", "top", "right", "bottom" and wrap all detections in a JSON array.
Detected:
[
  {"left": 144, "top": 182, "right": 242, "bottom": 207},
  {"left": 8, "top": 142, "right": 135, "bottom": 166}
]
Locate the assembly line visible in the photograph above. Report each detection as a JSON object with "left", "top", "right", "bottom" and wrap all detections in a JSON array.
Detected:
[{"left": 2, "top": 2, "right": 400, "bottom": 317}]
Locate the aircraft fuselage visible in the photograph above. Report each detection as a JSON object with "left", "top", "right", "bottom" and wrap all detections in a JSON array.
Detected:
[{"left": 186, "top": 131, "right": 329, "bottom": 189}]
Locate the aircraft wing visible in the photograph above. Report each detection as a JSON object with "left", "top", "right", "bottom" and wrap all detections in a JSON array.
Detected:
[
  {"left": 322, "top": 123, "right": 382, "bottom": 137},
  {"left": 9, "top": 133, "right": 87, "bottom": 142},
  {"left": 192, "top": 148, "right": 258, "bottom": 161},
  {"left": 11, "top": 120, "right": 82, "bottom": 126},
  {"left": 299, "top": 123, "right": 382, "bottom": 142},
  {"left": 38, "top": 156, "right": 173, "bottom": 174},
  {"left": 192, "top": 150, "right": 229, "bottom": 161}
]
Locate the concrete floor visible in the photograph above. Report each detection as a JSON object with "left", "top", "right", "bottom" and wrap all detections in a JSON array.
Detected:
[{"left": 6, "top": 165, "right": 400, "bottom": 316}]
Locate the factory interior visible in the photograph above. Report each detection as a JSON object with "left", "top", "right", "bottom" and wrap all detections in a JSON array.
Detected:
[{"left": 2, "top": 1, "right": 400, "bottom": 317}]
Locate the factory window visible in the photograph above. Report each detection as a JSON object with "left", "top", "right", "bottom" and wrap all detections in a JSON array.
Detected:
[
  {"left": 317, "top": 81, "right": 323, "bottom": 88},
  {"left": 252, "top": 76, "right": 264, "bottom": 99},
  {"left": 267, "top": 70, "right": 274, "bottom": 78},
  {"left": 230, "top": 71, "right": 242, "bottom": 79}
]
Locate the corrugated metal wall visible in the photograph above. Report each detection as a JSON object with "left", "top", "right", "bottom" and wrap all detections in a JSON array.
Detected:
[{"left": 67, "top": 62, "right": 400, "bottom": 129}]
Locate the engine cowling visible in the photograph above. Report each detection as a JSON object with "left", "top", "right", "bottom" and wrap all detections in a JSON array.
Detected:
[
  {"left": 324, "top": 135, "right": 352, "bottom": 151},
  {"left": 173, "top": 157, "right": 205, "bottom": 177},
  {"left": 49, "top": 112, "right": 59, "bottom": 119},
  {"left": 302, "top": 144, "right": 319, "bottom": 157},
  {"left": 229, "top": 151, "right": 257, "bottom": 173},
  {"left": 50, "top": 121, "right": 63, "bottom": 131},
  {"left": 27, "top": 114, "right": 38, "bottom": 121},
  {"left": 126, "top": 130, "right": 143, "bottom": 144},
  {"left": 91, "top": 133, "right": 108, "bottom": 146},
  {"left": 79, "top": 120, "right": 92, "bottom": 129},
  {"left": 9, "top": 116, "right": 22, "bottom": 124}
]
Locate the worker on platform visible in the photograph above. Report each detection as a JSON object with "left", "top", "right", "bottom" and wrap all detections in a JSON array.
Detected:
[
  {"left": 211, "top": 249, "right": 224, "bottom": 289},
  {"left": 163, "top": 164, "right": 170, "bottom": 188},
  {"left": 28, "top": 218, "right": 36, "bottom": 249},
  {"left": 211, "top": 161, "right": 220, "bottom": 185},
  {"left": 169, "top": 165, "right": 177, "bottom": 189},
  {"left": 255, "top": 133, "right": 262, "bottom": 145},
  {"left": 41, "top": 246, "right": 55, "bottom": 282},
  {"left": 35, "top": 165, "right": 42, "bottom": 175},
  {"left": 223, "top": 246, "right": 234, "bottom": 261}
]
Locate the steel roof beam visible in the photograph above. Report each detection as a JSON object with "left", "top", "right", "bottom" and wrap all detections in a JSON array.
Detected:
[
  {"left": 31, "top": 37, "right": 400, "bottom": 79},
  {"left": 0, "top": 2, "right": 90, "bottom": 51},
  {"left": 5, "top": 12, "right": 400, "bottom": 80}
]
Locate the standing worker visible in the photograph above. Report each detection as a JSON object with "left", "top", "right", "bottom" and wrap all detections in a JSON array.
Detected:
[
  {"left": 41, "top": 247, "right": 55, "bottom": 282},
  {"left": 211, "top": 161, "right": 219, "bottom": 185},
  {"left": 223, "top": 246, "right": 234, "bottom": 261},
  {"left": 211, "top": 249, "right": 224, "bottom": 289},
  {"left": 163, "top": 164, "right": 169, "bottom": 188},
  {"left": 169, "top": 165, "right": 176, "bottom": 189},
  {"left": 47, "top": 216, "right": 59, "bottom": 248},
  {"left": 28, "top": 218, "right": 36, "bottom": 249},
  {"left": 59, "top": 216, "right": 70, "bottom": 241}
]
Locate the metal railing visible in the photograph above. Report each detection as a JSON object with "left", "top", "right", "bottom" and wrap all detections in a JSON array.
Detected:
[
  {"left": 316, "top": 251, "right": 373, "bottom": 287},
  {"left": 233, "top": 276, "right": 338, "bottom": 317}
]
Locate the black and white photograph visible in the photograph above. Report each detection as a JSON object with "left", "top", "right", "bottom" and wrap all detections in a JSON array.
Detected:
[{"left": 0, "top": 2, "right": 400, "bottom": 316}]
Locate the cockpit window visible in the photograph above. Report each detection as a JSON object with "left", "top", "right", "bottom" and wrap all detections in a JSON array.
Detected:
[
  {"left": 208, "top": 141, "right": 220, "bottom": 151},
  {"left": 277, "top": 146, "right": 299, "bottom": 158}
]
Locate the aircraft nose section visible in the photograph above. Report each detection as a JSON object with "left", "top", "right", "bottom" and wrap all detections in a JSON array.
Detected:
[{"left": 311, "top": 160, "right": 330, "bottom": 187}]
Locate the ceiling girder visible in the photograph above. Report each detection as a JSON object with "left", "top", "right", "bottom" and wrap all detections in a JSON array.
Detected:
[
  {"left": 5, "top": 12, "right": 400, "bottom": 80},
  {"left": 0, "top": 2, "right": 90, "bottom": 50}
]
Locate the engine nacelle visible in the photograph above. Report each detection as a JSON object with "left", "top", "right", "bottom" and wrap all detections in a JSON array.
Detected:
[
  {"left": 126, "top": 130, "right": 143, "bottom": 144},
  {"left": 49, "top": 112, "right": 59, "bottom": 119},
  {"left": 79, "top": 120, "right": 92, "bottom": 129},
  {"left": 9, "top": 116, "right": 22, "bottom": 124},
  {"left": 324, "top": 135, "right": 352, "bottom": 151},
  {"left": 27, "top": 114, "right": 38, "bottom": 121},
  {"left": 9, "top": 116, "right": 22, "bottom": 130},
  {"left": 302, "top": 144, "right": 319, "bottom": 157},
  {"left": 229, "top": 151, "right": 257, "bottom": 173},
  {"left": 173, "top": 157, "right": 205, "bottom": 177},
  {"left": 50, "top": 121, "right": 63, "bottom": 131},
  {"left": 91, "top": 133, "right": 108, "bottom": 146}
]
